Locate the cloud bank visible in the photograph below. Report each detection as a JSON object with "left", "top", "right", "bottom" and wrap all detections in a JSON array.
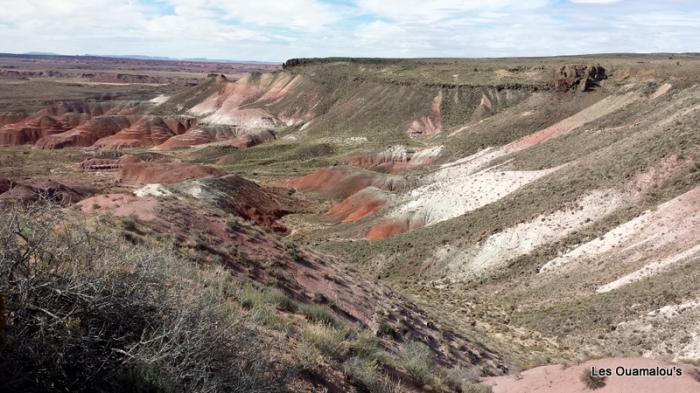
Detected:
[{"left": 0, "top": 0, "right": 698, "bottom": 62}]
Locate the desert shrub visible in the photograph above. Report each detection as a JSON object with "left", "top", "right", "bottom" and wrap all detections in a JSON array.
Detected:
[
  {"left": 301, "top": 323, "right": 351, "bottom": 360},
  {"left": 238, "top": 284, "right": 267, "bottom": 310},
  {"left": 191, "top": 231, "right": 208, "bottom": 251},
  {"left": 266, "top": 288, "right": 299, "bottom": 313},
  {"left": 461, "top": 383, "right": 493, "bottom": 393},
  {"left": 295, "top": 336, "right": 322, "bottom": 371},
  {"left": 580, "top": 369, "right": 606, "bottom": 390},
  {"left": 444, "top": 366, "right": 483, "bottom": 392},
  {"left": 313, "top": 292, "right": 330, "bottom": 304},
  {"left": 121, "top": 214, "right": 138, "bottom": 232},
  {"left": 342, "top": 356, "right": 401, "bottom": 393},
  {"left": 351, "top": 330, "right": 381, "bottom": 358},
  {"left": 225, "top": 217, "right": 240, "bottom": 232},
  {"left": 300, "top": 304, "right": 337, "bottom": 326},
  {"left": 399, "top": 341, "right": 435, "bottom": 386},
  {"left": 0, "top": 203, "right": 291, "bottom": 392},
  {"left": 377, "top": 319, "right": 401, "bottom": 339},
  {"left": 285, "top": 241, "right": 304, "bottom": 263},
  {"left": 689, "top": 368, "right": 700, "bottom": 383}
]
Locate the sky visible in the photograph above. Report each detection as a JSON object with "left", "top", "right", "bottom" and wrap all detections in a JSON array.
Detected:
[{"left": 0, "top": 0, "right": 698, "bottom": 62}]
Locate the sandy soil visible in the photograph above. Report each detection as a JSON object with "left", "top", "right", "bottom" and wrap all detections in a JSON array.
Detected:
[
  {"left": 78, "top": 193, "right": 158, "bottom": 221},
  {"left": 485, "top": 357, "right": 700, "bottom": 393}
]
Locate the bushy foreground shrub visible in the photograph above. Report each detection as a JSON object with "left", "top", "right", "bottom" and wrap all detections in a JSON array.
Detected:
[{"left": 0, "top": 203, "right": 291, "bottom": 392}]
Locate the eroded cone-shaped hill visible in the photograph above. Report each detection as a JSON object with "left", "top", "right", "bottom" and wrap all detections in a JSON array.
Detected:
[
  {"left": 0, "top": 100, "right": 143, "bottom": 147},
  {"left": 94, "top": 116, "right": 197, "bottom": 149},
  {"left": 174, "top": 174, "right": 307, "bottom": 232},
  {"left": 35, "top": 115, "right": 134, "bottom": 149}
]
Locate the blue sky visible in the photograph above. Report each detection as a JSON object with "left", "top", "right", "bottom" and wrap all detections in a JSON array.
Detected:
[{"left": 0, "top": 0, "right": 698, "bottom": 62}]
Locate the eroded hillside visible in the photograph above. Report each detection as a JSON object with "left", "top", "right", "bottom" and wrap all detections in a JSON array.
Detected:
[{"left": 1, "top": 54, "right": 699, "bottom": 392}]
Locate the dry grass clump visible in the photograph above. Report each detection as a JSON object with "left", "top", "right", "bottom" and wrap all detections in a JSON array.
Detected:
[
  {"left": 0, "top": 202, "right": 291, "bottom": 392},
  {"left": 580, "top": 369, "right": 606, "bottom": 390},
  {"left": 399, "top": 341, "right": 436, "bottom": 386},
  {"left": 342, "top": 356, "right": 402, "bottom": 393}
]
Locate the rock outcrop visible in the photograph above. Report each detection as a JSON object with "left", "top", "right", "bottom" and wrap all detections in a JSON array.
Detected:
[
  {"left": 0, "top": 179, "right": 93, "bottom": 205},
  {"left": 552, "top": 65, "right": 607, "bottom": 92},
  {"left": 119, "top": 158, "right": 225, "bottom": 184}
]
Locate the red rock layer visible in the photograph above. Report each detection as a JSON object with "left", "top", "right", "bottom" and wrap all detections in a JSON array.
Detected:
[
  {"left": 35, "top": 116, "right": 134, "bottom": 149},
  {"left": 365, "top": 215, "right": 427, "bottom": 240},
  {"left": 94, "top": 116, "right": 196, "bottom": 149},
  {"left": 287, "top": 167, "right": 404, "bottom": 201},
  {"left": 153, "top": 128, "right": 213, "bottom": 150},
  {"left": 226, "top": 129, "right": 276, "bottom": 148},
  {"left": 325, "top": 187, "right": 387, "bottom": 223},
  {"left": 119, "top": 159, "right": 225, "bottom": 184}
]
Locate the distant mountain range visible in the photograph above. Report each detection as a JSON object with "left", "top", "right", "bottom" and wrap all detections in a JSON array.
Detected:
[{"left": 20, "top": 52, "right": 277, "bottom": 65}]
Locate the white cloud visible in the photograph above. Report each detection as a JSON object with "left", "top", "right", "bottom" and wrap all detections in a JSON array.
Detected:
[
  {"left": 356, "top": 0, "right": 548, "bottom": 22},
  {"left": 570, "top": 0, "right": 623, "bottom": 3},
  {"left": 0, "top": 0, "right": 698, "bottom": 61}
]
